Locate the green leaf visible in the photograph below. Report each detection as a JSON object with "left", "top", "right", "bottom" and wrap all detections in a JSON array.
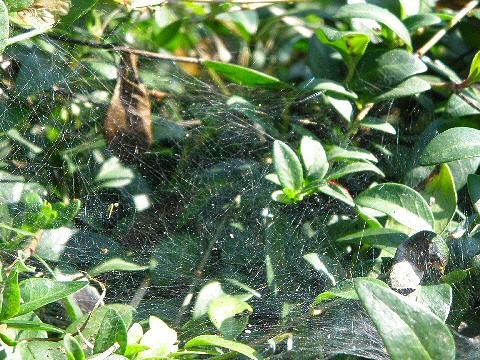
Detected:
[
  {"left": 355, "top": 279, "right": 455, "bottom": 360},
  {"left": 203, "top": 61, "right": 286, "bottom": 89},
  {"left": 403, "top": 14, "right": 441, "bottom": 33},
  {"left": 416, "top": 284, "right": 452, "bottom": 322},
  {"left": 3, "top": 319, "right": 65, "bottom": 334},
  {"left": 372, "top": 76, "right": 431, "bottom": 102},
  {"left": 3, "top": 0, "right": 33, "bottom": 12},
  {"left": 467, "top": 50, "right": 480, "bottom": 85},
  {"left": 355, "top": 183, "right": 435, "bottom": 232},
  {"left": 88, "top": 258, "right": 149, "bottom": 277},
  {"left": 327, "top": 145, "right": 378, "bottom": 163},
  {"left": 317, "top": 182, "right": 355, "bottom": 207},
  {"left": 336, "top": 228, "right": 408, "bottom": 257},
  {"left": 468, "top": 174, "right": 480, "bottom": 214},
  {"left": 303, "top": 253, "right": 342, "bottom": 286},
  {"left": 156, "top": 19, "right": 183, "bottom": 47},
  {"left": 313, "top": 277, "right": 388, "bottom": 305},
  {"left": 273, "top": 140, "right": 303, "bottom": 191},
  {"left": 208, "top": 295, "right": 252, "bottom": 338},
  {"left": 417, "top": 164, "right": 457, "bottom": 234},
  {"left": 307, "top": 36, "right": 344, "bottom": 81},
  {"left": 420, "top": 127, "right": 480, "bottom": 166},
  {"left": 0, "top": 1, "right": 8, "bottom": 52},
  {"left": 303, "top": 79, "right": 358, "bottom": 99},
  {"left": 300, "top": 136, "right": 328, "bottom": 180},
  {"left": 19, "top": 341, "right": 70, "bottom": 359},
  {"left": 360, "top": 117, "right": 396, "bottom": 135},
  {"left": 64, "top": 334, "right": 85, "bottom": 360},
  {"left": 315, "top": 26, "right": 370, "bottom": 77},
  {"left": 95, "top": 157, "right": 135, "bottom": 188},
  {"left": 351, "top": 49, "right": 427, "bottom": 101},
  {"left": 326, "top": 161, "right": 385, "bottom": 180},
  {"left": 446, "top": 94, "right": 479, "bottom": 117},
  {"left": 93, "top": 308, "right": 128, "bottom": 355},
  {"left": 0, "top": 269, "right": 20, "bottom": 320},
  {"left": 61, "top": 0, "right": 99, "bottom": 24},
  {"left": 19, "top": 278, "right": 88, "bottom": 315},
  {"left": 185, "top": 335, "right": 263, "bottom": 360},
  {"left": 326, "top": 95, "right": 352, "bottom": 122},
  {"left": 335, "top": 3, "right": 411, "bottom": 48}
]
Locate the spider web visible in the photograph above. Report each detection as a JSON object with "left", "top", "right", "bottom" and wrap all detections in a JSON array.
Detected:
[{"left": 0, "top": 6, "right": 479, "bottom": 360}]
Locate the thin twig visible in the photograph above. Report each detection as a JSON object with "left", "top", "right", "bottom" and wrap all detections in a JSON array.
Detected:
[
  {"left": 457, "top": 91, "right": 480, "bottom": 112},
  {"left": 89, "top": 343, "right": 120, "bottom": 360},
  {"left": 416, "top": 1, "right": 478, "bottom": 58},
  {"left": 130, "top": 275, "right": 151, "bottom": 308},
  {"left": 46, "top": 34, "right": 205, "bottom": 64}
]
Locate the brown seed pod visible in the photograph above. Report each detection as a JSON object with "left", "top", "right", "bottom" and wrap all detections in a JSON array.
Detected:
[{"left": 104, "top": 53, "right": 153, "bottom": 162}]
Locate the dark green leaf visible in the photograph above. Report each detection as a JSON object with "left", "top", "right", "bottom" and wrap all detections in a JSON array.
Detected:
[
  {"left": 403, "top": 14, "right": 441, "bottom": 32},
  {"left": 208, "top": 295, "right": 252, "bottom": 338},
  {"left": 185, "top": 335, "right": 263, "bottom": 360},
  {"left": 326, "top": 161, "right": 385, "bottom": 180},
  {"left": 314, "top": 277, "right": 388, "bottom": 304},
  {"left": 336, "top": 228, "right": 408, "bottom": 256},
  {"left": 88, "top": 258, "right": 149, "bottom": 277},
  {"left": 416, "top": 284, "right": 452, "bottom": 322},
  {"left": 372, "top": 76, "right": 431, "bottom": 102},
  {"left": 335, "top": 3, "right": 411, "bottom": 47},
  {"left": 93, "top": 308, "right": 128, "bottom": 355},
  {"left": 3, "top": 319, "right": 65, "bottom": 334},
  {"left": 355, "top": 183, "right": 435, "bottom": 232},
  {"left": 468, "top": 174, "right": 480, "bottom": 214},
  {"left": 420, "top": 127, "right": 480, "bottom": 165},
  {"left": 61, "top": 0, "right": 99, "bottom": 24},
  {"left": 355, "top": 279, "right": 455, "bottom": 360},
  {"left": 19, "top": 278, "right": 88, "bottom": 315},
  {"left": 273, "top": 140, "right": 303, "bottom": 191}
]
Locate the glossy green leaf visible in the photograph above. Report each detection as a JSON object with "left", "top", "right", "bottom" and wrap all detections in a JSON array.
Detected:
[
  {"left": 88, "top": 258, "right": 149, "bottom": 277},
  {"left": 64, "top": 334, "right": 85, "bottom": 360},
  {"left": 355, "top": 279, "right": 455, "bottom": 360},
  {"left": 467, "top": 50, "right": 480, "bottom": 84},
  {"left": 355, "top": 183, "right": 435, "bottom": 232},
  {"left": 416, "top": 284, "right": 452, "bottom": 322},
  {"left": 0, "top": 1, "right": 8, "bottom": 52},
  {"left": 417, "top": 164, "right": 456, "bottom": 234},
  {"left": 420, "top": 127, "right": 480, "bottom": 165},
  {"left": 3, "top": 319, "right": 65, "bottom": 334},
  {"left": 313, "top": 277, "right": 388, "bottom": 305},
  {"left": 315, "top": 25, "right": 370, "bottom": 76},
  {"left": 335, "top": 3, "right": 411, "bottom": 47},
  {"left": 19, "top": 278, "right": 88, "bottom": 315},
  {"left": 361, "top": 117, "right": 396, "bottom": 135},
  {"left": 351, "top": 49, "right": 426, "bottom": 100},
  {"left": 204, "top": 61, "right": 286, "bottom": 89},
  {"left": 300, "top": 136, "right": 328, "bottom": 180},
  {"left": 336, "top": 228, "right": 408, "bottom": 257},
  {"left": 208, "top": 295, "right": 252, "bottom": 338},
  {"left": 185, "top": 335, "right": 263, "bottom": 360},
  {"left": 468, "top": 174, "right": 480, "bottom": 214},
  {"left": 93, "top": 308, "right": 128, "bottom": 355},
  {"left": 0, "top": 269, "right": 20, "bottom": 320},
  {"left": 403, "top": 14, "right": 441, "bottom": 32},
  {"left": 318, "top": 182, "right": 355, "bottom": 207},
  {"left": 303, "top": 79, "right": 358, "bottom": 99},
  {"left": 372, "top": 76, "right": 431, "bottom": 102},
  {"left": 326, "top": 161, "right": 385, "bottom": 180},
  {"left": 327, "top": 145, "right": 378, "bottom": 163},
  {"left": 273, "top": 140, "right": 303, "bottom": 191},
  {"left": 61, "top": 0, "right": 99, "bottom": 24}
]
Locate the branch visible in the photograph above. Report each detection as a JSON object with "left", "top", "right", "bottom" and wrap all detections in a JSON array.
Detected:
[
  {"left": 416, "top": 1, "right": 478, "bottom": 58},
  {"left": 46, "top": 34, "right": 205, "bottom": 64}
]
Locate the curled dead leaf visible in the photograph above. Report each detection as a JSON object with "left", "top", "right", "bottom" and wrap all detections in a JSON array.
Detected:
[{"left": 104, "top": 53, "right": 153, "bottom": 162}]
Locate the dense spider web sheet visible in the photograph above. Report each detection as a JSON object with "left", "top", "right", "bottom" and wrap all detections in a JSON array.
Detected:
[{"left": 0, "top": 23, "right": 480, "bottom": 360}]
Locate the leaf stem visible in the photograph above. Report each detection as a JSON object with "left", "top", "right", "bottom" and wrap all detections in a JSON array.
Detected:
[
  {"left": 416, "top": 1, "right": 478, "bottom": 58},
  {"left": 6, "top": 26, "right": 53, "bottom": 46}
]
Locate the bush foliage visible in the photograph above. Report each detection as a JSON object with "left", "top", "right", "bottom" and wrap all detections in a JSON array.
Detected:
[{"left": 1, "top": 0, "right": 480, "bottom": 359}]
